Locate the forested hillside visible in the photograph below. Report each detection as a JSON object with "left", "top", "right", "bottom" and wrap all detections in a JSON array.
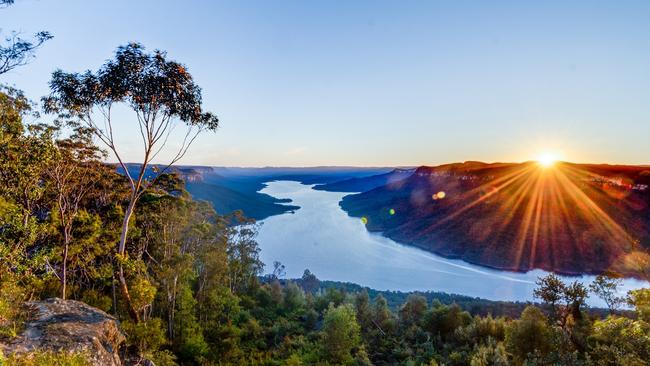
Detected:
[
  {"left": 313, "top": 168, "right": 415, "bottom": 193},
  {"left": 118, "top": 164, "right": 395, "bottom": 220},
  {"left": 341, "top": 162, "right": 650, "bottom": 278}
]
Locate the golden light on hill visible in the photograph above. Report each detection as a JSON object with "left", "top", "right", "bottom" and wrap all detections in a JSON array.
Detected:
[{"left": 422, "top": 161, "right": 648, "bottom": 278}]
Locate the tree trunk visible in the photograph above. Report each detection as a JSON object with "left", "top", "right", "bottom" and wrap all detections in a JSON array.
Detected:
[
  {"left": 60, "top": 223, "right": 72, "bottom": 300},
  {"left": 61, "top": 242, "right": 68, "bottom": 300},
  {"left": 118, "top": 197, "right": 136, "bottom": 255},
  {"left": 112, "top": 274, "right": 117, "bottom": 316},
  {"left": 118, "top": 264, "right": 140, "bottom": 322},
  {"left": 117, "top": 195, "right": 140, "bottom": 322}
]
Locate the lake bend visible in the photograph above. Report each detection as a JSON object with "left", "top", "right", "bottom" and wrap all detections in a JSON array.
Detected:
[{"left": 257, "top": 180, "right": 649, "bottom": 307}]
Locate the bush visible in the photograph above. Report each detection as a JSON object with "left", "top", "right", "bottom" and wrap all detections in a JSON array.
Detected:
[
  {"left": 0, "top": 350, "right": 89, "bottom": 366},
  {"left": 505, "top": 306, "right": 553, "bottom": 364},
  {"left": 121, "top": 318, "right": 168, "bottom": 360}
]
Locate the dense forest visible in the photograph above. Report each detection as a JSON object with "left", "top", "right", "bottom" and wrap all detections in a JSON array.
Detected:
[{"left": 1, "top": 2, "right": 650, "bottom": 365}]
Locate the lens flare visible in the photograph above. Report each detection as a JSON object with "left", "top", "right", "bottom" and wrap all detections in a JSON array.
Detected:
[
  {"left": 537, "top": 153, "right": 558, "bottom": 167},
  {"left": 417, "top": 162, "right": 642, "bottom": 276}
]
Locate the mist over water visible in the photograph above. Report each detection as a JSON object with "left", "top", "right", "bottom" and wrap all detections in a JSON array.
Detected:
[{"left": 257, "top": 181, "right": 648, "bottom": 306}]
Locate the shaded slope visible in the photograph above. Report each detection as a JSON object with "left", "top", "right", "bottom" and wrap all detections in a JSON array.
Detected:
[
  {"left": 117, "top": 165, "right": 393, "bottom": 220},
  {"left": 186, "top": 181, "right": 298, "bottom": 220},
  {"left": 313, "top": 168, "right": 415, "bottom": 192}
]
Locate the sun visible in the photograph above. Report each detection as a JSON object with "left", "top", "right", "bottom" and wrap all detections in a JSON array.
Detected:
[{"left": 537, "top": 152, "right": 558, "bottom": 167}]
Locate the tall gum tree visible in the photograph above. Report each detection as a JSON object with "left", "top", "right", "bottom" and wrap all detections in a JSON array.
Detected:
[
  {"left": 44, "top": 43, "right": 219, "bottom": 321},
  {"left": 0, "top": 0, "right": 52, "bottom": 76}
]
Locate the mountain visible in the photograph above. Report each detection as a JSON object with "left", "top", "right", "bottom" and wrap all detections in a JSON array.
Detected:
[
  {"left": 340, "top": 161, "right": 650, "bottom": 278},
  {"left": 313, "top": 168, "right": 415, "bottom": 192},
  {"left": 183, "top": 166, "right": 394, "bottom": 219},
  {"left": 185, "top": 181, "right": 298, "bottom": 220},
  {"left": 117, "top": 164, "right": 394, "bottom": 220}
]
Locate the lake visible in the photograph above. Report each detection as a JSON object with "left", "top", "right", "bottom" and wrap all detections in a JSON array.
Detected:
[{"left": 257, "top": 180, "right": 649, "bottom": 306}]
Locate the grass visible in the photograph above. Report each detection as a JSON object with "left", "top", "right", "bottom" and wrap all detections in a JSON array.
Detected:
[{"left": 0, "top": 350, "right": 90, "bottom": 366}]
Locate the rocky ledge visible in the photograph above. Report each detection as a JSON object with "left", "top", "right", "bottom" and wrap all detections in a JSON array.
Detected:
[{"left": 0, "top": 298, "right": 126, "bottom": 365}]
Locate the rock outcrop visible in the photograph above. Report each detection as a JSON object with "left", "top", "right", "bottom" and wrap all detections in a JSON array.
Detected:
[{"left": 0, "top": 298, "right": 126, "bottom": 365}]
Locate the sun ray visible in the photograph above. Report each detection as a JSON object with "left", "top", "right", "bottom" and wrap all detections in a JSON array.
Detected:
[{"left": 413, "top": 160, "right": 647, "bottom": 277}]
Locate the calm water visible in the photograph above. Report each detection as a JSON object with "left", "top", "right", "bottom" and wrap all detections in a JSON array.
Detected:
[{"left": 257, "top": 181, "right": 648, "bottom": 306}]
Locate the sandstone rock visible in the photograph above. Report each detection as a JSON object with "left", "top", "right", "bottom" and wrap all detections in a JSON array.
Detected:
[{"left": 0, "top": 298, "right": 126, "bottom": 365}]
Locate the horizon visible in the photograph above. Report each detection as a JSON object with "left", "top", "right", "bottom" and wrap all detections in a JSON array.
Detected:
[
  {"left": 3, "top": 0, "right": 650, "bottom": 166},
  {"left": 124, "top": 160, "right": 650, "bottom": 169}
]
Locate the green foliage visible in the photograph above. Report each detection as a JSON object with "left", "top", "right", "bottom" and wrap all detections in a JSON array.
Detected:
[
  {"left": 590, "top": 274, "right": 625, "bottom": 312},
  {"left": 122, "top": 318, "right": 168, "bottom": 361},
  {"left": 505, "top": 306, "right": 553, "bottom": 364},
  {"left": 0, "top": 350, "right": 89, "bottom": 366},
  {"left": 0, "top": 278, "right": 27, "bottom": 339},
  {"left": 470, "top": 338, "right": 508, "bottom": 366},
  {"left": 588, "top": 316, "right": 650, "bottom": 365},
  {"left": 627, "top": 288, "right": 650, "bottom": 322},
  {"left": 322, "top": 303, "right": 362, "bottom": 365},
  {"left": 0, "top": 1, "right": 52, "bottom": 76}
]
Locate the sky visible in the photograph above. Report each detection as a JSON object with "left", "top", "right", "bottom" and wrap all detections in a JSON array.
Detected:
[{"left": 2, "top": 0, "right": 650, "bottom": 167}]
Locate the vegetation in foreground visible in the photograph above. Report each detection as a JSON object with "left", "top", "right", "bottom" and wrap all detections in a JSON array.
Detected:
[
  {"left": 0, "top": 2, "right": 649, "bottom": 364},
  {"left": 2, "top": 85, "right": 650, "bottom": 365},
  {"left": 0, "top": 350, "right": 90, "bottom": 366}
]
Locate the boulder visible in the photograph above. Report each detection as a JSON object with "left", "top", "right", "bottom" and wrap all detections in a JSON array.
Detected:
[{"left": 0, "top": 298, "right": 126, "bottom": 365}]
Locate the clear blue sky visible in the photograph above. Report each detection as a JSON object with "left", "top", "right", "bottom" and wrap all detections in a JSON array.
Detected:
[{"left": 3, "top": 0, "right": 650, "bottom": 166}]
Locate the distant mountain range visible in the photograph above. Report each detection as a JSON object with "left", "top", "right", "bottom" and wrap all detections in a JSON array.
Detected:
[
  {"left": 339, "top": 161, "right": 650, "bottom": 278},
  {"left": 313, "top": 168, "right": 415, "bottom": 192},
  {"left": 118, "top": 162, "right": 650, "bottom": 277},
  {"left": 118, "top": 164, "right": 393, "bottom": 220}
]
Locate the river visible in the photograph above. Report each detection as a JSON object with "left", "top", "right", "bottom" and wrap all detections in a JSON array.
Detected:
[{"left": 257, "top": 181, "right": 648, "bottom": 306}]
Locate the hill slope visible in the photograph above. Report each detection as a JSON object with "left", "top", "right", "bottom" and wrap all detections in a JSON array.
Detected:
[
  {"left": 313, "top": 168, "right": 415, "bottom": 192},
  {"left": 340, "top": 161, "right": 650, "bottom": 278}
]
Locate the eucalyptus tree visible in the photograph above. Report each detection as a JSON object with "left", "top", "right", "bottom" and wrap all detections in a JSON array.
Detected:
[
  {"left": 590, "top": 274, "right": 625, "bottom": 313},
  {"left": 46, "top": 125, "right": 108, "bottom": 299},
  {"left": 44, "top": 43, "right": 219, "bottom": 321},
  {"left": 0, "top": 88, "right": 55, "bottom": 305},
  {"left": 0, "top": 0, "right": 52, "bottom": 75}
]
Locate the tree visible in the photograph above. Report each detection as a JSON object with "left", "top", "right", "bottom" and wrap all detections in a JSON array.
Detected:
[
  {"left": 505, "top": 306, "right": 553, "bottom": 365},
  {"left": 266, "top": 260, "right": 286, "bottom": 282},
  {"left": 322, "top": 303, "right": 362, "bottom": 364},
  {"left": 0, "top": 89, "right": 55, "bottom": 229},
  {"left": 564, "top": 281, "right": 588, "bottom": 322},
  {"left": 627, "top": 288, "right": 650, "bottom": 322},
  {"left": 589, "top": 316, "right": 650, "bottom": 365},
  {"left": 0, "top": 88, "right": 55, "bottom": 297},
  {"left": 534, "top": 274, "right": 587, "bottom": 327},
  {"left": 226, "top": 214, "right": 263, "bottom": 294},
  {"left": 533, "top": 274, "right": 566, "bottom": 322},
  {"left": 46, "top": 126, "right": 108, "bottom": 299},
  {"left": 44, "top": 43, "right": 219, "bottom": 321},
  {"left": 0, "top": 1, "right": 52, "bottom": 75},
  {"left": 470, "top": 338, "right": 508, "bottom": 366},
  {"left": 590, "top": 274, "right": 625, "bottom": 313},
  {"left": 399, "top": 294, "right": 428, "bottom": 326},
  {"left": 300, "top": 269, "right": 319, "bottom": 293}
]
